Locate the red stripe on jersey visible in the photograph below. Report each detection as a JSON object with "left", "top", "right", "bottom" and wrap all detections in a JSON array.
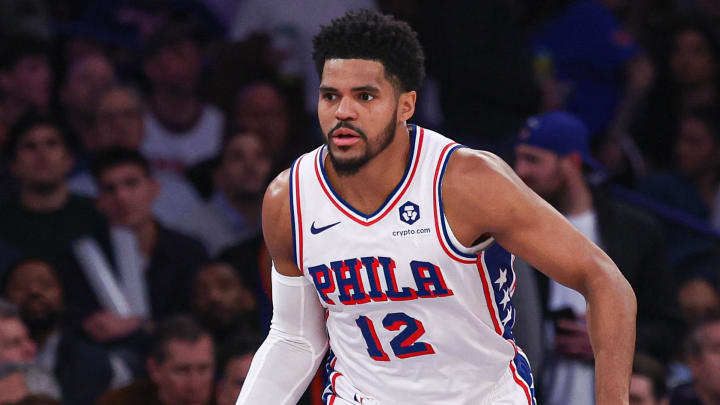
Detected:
[
  {"left": 476, "top": 252, "right": 503, "bottom": 335},
  {"left": 509, "top": 360, "right": 533, "bottom": 405},
  {"left": 294, "top": 155, "right": 305, "bottom": 268}
]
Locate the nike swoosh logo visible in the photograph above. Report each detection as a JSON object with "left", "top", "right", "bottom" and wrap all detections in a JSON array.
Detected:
[{"left": 310, "top": 221, "right": 341, "bottom": 234}]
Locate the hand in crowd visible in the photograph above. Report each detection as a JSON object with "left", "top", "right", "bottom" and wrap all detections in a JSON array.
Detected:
[
  {"left": 82, "top": 311, "right": 143, "bottom": 342},
  {"left": 554, "top": 315, "right": 594, "bottom": 363}
]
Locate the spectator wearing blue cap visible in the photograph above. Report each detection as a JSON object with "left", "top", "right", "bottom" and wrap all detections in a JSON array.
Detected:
[{"left": 513, "top": 111, "right": 677, "bottom": 405}]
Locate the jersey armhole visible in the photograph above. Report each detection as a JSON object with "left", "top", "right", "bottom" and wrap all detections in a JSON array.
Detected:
[{"left": 434, "top": 144, "right": 495, "bottom": 262}]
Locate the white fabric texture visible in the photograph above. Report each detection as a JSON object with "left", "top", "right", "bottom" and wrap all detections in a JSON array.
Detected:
[{"left": 235, "top": 266, "right": 329, "bottom": 405}]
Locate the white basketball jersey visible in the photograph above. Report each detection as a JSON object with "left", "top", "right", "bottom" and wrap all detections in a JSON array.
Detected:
[{"left": 289, "top": 125, "right": 535, "bottom": 405}]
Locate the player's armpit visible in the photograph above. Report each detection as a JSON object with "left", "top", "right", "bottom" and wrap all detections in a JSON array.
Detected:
[{"left": 262, "top": 169, "right": 303, "bottom": 277}]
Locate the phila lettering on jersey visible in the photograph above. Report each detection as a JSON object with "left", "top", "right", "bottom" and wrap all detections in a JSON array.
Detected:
[{"left": 289, "top": 125, "right": 536, "bottom": 405}]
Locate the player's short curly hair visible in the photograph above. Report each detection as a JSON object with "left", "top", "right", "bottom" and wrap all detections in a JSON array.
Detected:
[{"left": 312, "top": 9, "right": 426, "bottom": 92}]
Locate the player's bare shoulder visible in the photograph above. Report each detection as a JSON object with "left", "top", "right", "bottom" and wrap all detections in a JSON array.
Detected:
[
  {"left": 441, "top": 147, "right": 536, "bottom": 243},
  {"left": 262, "top": 169, "right": 296, "bottom": 269}
]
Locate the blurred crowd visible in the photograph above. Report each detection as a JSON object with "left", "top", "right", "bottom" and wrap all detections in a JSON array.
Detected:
[{"left": 0, "top": 0, "right": 719, "bottom": 404}]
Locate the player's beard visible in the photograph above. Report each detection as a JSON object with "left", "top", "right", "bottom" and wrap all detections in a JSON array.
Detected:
[{"left": 326, "top": 108, "right": 397, "bottom": 177}]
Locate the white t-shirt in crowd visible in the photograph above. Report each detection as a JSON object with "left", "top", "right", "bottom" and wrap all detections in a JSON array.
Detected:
[{"left": 141, "top": 104, "right": 224, "bottom": 172}]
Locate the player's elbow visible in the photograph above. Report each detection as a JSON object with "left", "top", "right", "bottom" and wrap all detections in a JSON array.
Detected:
[{"left": 589, "top": 258, "right": 637, "bottom": 319}]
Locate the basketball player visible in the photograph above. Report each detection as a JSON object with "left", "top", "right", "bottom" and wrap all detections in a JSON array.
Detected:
[{"left": 236, "top": 9, "right": 636, "bottom": 405}]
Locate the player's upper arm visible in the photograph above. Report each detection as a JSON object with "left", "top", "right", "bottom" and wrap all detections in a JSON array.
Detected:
[
  {"left": 262, "top": 169, "right": 303, "bottom": 277},
  {"left": 442, "top": 148, "right": 619, "bottom": 295}
]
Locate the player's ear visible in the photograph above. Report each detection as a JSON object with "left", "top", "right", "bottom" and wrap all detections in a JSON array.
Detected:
[{"left": 397, "top": 90, "right": 416, "bottom": 122}]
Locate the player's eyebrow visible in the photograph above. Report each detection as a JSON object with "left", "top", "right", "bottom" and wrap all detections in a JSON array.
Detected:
[
  {"left": 318, "top": 85, "right": 381, "bottom": 93},
  {"left": 351, "top": 85, "right": 380, "bottom": 93}
]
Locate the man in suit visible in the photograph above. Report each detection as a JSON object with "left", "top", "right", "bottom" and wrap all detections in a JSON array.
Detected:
[{"left": 513, "top": 111, "right": 676, "bottom": 404}]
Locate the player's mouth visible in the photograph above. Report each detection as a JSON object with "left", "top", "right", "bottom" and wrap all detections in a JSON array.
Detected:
[{"left": 331, "top": 128, "right": 361, "bottom": 147}]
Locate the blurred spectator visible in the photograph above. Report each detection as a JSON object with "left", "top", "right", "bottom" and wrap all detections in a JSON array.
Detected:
[
  {"left": 671, "top": 315, "right": 720, "bottom": 405},
  {"left": 0, "top": 300, "right": 37, "bottom": 364},
  {"left": 98, "top": 316, "right": 216, "bottom": 405},
  {"left": 0, "top": 113, "right": 107, "bottom": 262},
  {"left": 185, "top": 132, "right": 272, "bottom": 253},
  {"left": 192, "top": 261, "right": 263, "bottom": 351},
  {"left": 140, "top": 23, "right": 225, "bottom": 173},
  {"left": 530, "top": 0, "right": 640, "bottom": 135},
  {"left": 632, "top": 20, "right": 720, "bottom": 170},
  {"left": 638, "top": 109, "right": 720, "bottom": 231},
  {"left": 0, "top": 37, "right": 52, "bottom": 147},
  {"left": 0, "top": 363, "right": 61, "bottom": 405},
  {"left": 677, "top": 274, "right": 720, "bottom": 328},
  {"left": 218, "top": 234, "right": 273, "bottom": 332},
  {"left": 514, "top": 111, "right": 675, "bottom": 404},
  {"left": 0, "top": 300, "right": 60, "bottom": 403},
  {"left": 94, "top": 85, "right": 145, "bottom": 151},
  {"left": 229, "top": 0, "right": 376, "bottom": 111},
  {"left": 232, "top": 81, "right": 311, "bottom": 171},
  {"left": 67, "top": 84, "right": 211, "bottom": 243},
  {"left": 60, "top": 52, "right": 117, "bottom": 153},
  {"left": 631, "top": 353, "right": 669, "bottom": 405},
  {"left": 69, "top": 148, "right": 208, "bottom": 344},
  {"left": 215, "top": 343, "right": 256, "bottom": 405},
  {"left": 2, "top": 258, "right": 117, "bottom": 405}
]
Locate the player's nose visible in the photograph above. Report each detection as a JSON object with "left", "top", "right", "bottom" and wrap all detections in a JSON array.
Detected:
[{"left": 334, "top": 96, "right": 358, "bottom": 121}]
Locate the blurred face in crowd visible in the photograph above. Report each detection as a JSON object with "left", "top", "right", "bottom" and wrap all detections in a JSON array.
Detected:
[
  {"left": 10, "top": 125, "right": 73, "bottom": 191},
  {"left": 689, "top": 321, "right": 720, "bottom": 401},
  {"left": 0, "top": 55, "right": 51, "bottom": 110},
  {"left": 675, "top": 117, "right": 720, "bottom": 178},
  {"left": 192, "top": 263, "right": 255, "bottom": 332},
  {"left": 671, "top": 29, "right": 717, "bottom": 87},
  {"left": 217, "top": 133, "right": 272, "bottom": 200},
  {"left": 216, "top": 353, "right": 254, "bottom": 405},
  {"left": 149, "top": 336, "right": 215, "bottom": 405},
  {"left": 630, "top": 374, "right": 663, "bottom": 405},
  {"left": 96, "top": 163, "right": 159, "bottom": 228},
  {"left": 144, "top": 40, "right": 200, "bottom": 94},
  {"left": 4, "top": 260, "right": 64, "bottom": 333},
  {"left": 0, "top": 316, "right": 37, "bottom": 364},
  {"left": 62, "top": 54, "right": 116, "bottom": 117},
  {"left": 677, "top": 278, "right": 720, "bottom": 325},
  {"left": 234, "top": 83, "right": 289, "bottom": 153},
  {"left": 514, "top": 144, "right": 568, "bottom": 205},
  {"left": 95, "top": 88, "right": 144, "bottom": 150}
]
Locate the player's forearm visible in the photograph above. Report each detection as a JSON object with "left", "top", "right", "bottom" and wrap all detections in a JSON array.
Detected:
[
  {"left": 585, "top": 261, "right": 636, "bottom": 405},
  {"left": 236, "top": 267, "right": 329, "bottom": 404},
  {"left": 236, "top": 328, "right": 328, "bottom": 404}
]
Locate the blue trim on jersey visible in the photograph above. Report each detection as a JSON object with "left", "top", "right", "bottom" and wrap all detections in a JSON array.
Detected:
[
  {"left": 513, "top": 350, "right": 537, "bottom": 405},
  {"left": 289, "top": 158, "right": 299, "bottom": 267},
  {"left": 437, "top": 144, "right": 478, "bottom": 259},
  {"left": 318, "top": 124, "right": 418, "bottom": 220},
  {"left": 483, "top": 243, "right": 517, "bottom": 340}
]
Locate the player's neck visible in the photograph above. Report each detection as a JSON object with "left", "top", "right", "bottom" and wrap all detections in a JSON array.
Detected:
[{"left": 326, "top": 125, "right": 410, "bottom": 216}]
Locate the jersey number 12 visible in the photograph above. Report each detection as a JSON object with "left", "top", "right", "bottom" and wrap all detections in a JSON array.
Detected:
[{"left": 355, "top": 312, "right": 435, "bottom": 361}]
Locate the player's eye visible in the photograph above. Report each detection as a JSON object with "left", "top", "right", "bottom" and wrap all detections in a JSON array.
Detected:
[
  {"left": 322, "top": 93, "right": 337, "bottom": 101},
  {"left": 359, "top": 93, "right": 374, "bottom": 101}
]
